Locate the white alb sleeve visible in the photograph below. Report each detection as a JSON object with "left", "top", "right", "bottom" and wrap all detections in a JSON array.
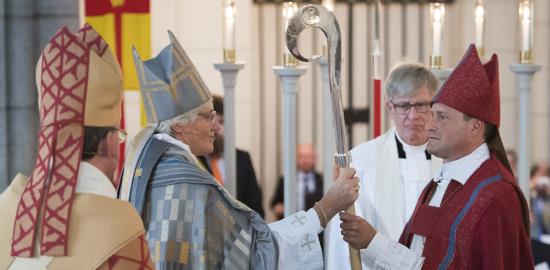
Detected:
[{"left": 268, "top": 209, "right": 324, "bottom": 270}]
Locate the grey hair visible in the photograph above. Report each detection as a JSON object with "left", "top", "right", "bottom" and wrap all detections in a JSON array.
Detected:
[
  {"left": 157, "top": 100, "right": 213, "bottom": 136},
  {"left": 384, "top": 62, "right": 438, "bottom": 100}
]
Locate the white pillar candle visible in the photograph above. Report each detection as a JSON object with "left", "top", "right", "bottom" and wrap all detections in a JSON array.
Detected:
[
  {"left": 223, "top": 0, "right": 235, "bottom": 51},
  {"left": 474, "top": 3, "right": 484, "bottom": 49},
  {"left": 519, "top": 1, "right": 532, "bottom": 53},
  {"left": 431, "top": 4, "right": 445, "bottom": 57}
]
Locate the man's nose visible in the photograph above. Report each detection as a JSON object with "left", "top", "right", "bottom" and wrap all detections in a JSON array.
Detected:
[
  {"left": 407, "top": 106, "right": 420, "bottom": 118},
  {"left": 212, "top": 118, "right": 222, "bottom": 131},
  {"left": 425, "top": 116, "right": 435, "bottom": 131}
]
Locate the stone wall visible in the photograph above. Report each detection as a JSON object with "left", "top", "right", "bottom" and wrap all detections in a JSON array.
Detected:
[{"left": 0, "top": 0, "right": 78, "bottom": 191}]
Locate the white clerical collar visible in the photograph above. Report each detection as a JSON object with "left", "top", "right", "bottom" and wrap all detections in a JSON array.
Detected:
[
  {"left": 75, "top": 161, "right": 117, "bottom": 198},
  {"left": 395, "top": 131, "right": 428, "bottom": 153},
  {"left": 152, "top": 133, "right": 199, "bottom": 164},
  {"left": 433, "top": 143, "right": 490, "bottom": 186}
]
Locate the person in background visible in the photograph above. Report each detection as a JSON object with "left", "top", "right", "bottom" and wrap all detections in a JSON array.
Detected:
[
  {"left": 325, "top": 63, "right": 441, "bottom": 270},
  {"left": 271, "top": 144, "right": 323, "bottom": 220},
  {"left": 530, "top": 161, "right": 550, "bottom": 267},
  {"left": 506, "top": 148, "right": 518, "bottom": 176}
]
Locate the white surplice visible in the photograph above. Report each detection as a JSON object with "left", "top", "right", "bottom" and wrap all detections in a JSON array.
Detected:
[{"left": 325, "top": 127, "right": 442, "bottom": 270}]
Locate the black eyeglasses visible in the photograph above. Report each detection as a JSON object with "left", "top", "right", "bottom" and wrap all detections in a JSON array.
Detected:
[
  {"left": 390, "top": 101, "right": 431, "bottom": 114},
  {"left": 197, "top": 111, "right": 217, "bottom": 123}
]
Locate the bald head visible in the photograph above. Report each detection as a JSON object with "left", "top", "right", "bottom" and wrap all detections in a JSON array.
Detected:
[{"left": 297, "top": 144, "right": 316, "bottom": 172}]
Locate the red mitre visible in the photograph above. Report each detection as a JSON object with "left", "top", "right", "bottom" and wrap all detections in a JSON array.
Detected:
[
  {"left": 433, "top": 44, "right": 500, "bottom": 127},
  {"left": 434, "top": 44, "right": 514, "bottom": 175}
]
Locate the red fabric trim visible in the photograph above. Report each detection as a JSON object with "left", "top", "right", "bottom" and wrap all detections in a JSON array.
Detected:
[
  {"left": 116, "top": 101, "right": 125, "bottom": 190},
  {"left": 85, "top": 0, "right": 150, "bottom": 16},
  {"left": 373, "top": 79, "right": 382, "bottom": 138},
  {"left": 84, "top": 0, "right": 112, "bottom": 15},
  {"left": 11, "top": 27, "right": 88, "bottom": 257}
]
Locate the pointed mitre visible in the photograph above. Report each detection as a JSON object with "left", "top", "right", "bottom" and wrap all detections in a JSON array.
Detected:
[
  {"left": 12, "top": 24, "right": 122, "bottom": 257},
  {"left": 35, "top": 24, "right": 123, "bottom": 127},
  {"left": 433, "top": 44, "right": 514, "bottom": 174},
  {"left": 433, "top": 44, "right": 500, "bottom": 126},
  {"left": 133, "top": 31, "right": 212, "bottom": 123}
]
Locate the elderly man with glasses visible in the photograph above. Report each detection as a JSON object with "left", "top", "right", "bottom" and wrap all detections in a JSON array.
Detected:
[
  {"left": 326, "top": 63, "right": 442, "bottom": 270},
  {"left": 121, "top": 31, "right": 360, "bottom": 270}
]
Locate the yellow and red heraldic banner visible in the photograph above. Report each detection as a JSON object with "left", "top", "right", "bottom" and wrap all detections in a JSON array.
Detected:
[{"left": 84, "top": 0, "right": 151, "bottom": 187}]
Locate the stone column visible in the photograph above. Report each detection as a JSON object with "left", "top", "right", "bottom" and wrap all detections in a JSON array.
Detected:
[
  {"left": 214, "top": 62, "right": 245, "bottom": 197},
  {"left": 0, "top": 0, "right": 7, "bottom": 191},
  {"left": 6, "top": 0, "right": 38, "bottom": 188},
  {"left": 510, "top": 63, "right": 541, "bottom": 199},
  {"left": 273, "top": 65, "right": 307, "bottom": 217},
  {"left": 0, "top": 0, "right": 78, "bottom": 192}
]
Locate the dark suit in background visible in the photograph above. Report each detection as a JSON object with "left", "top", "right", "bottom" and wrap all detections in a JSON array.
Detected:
[
  {"left": 198, "top": 149, "right": 265, "bottom": 218},
  {"left": 270, "top": 171, "right": 323, "bottom": 220}
]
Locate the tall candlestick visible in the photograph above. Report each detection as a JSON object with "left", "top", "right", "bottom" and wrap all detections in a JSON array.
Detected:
[
  {"left": 519, "top": 0, "right": 533, "bottom": 63},
  {"left": 283, "top": 2, "right": 298, "bottom": 66},
  {"left": 509, "top": 63, "right": 541, "bottom": 201},
  {"left": 474, "top": 1, "right": 485, "bottom": 56},
  {"left": 430, "top": 3, "right": 445, "bottom": 69},
  {"left": 223, "top": 0, "right": 236, "bottom": 63},
  {"left": 214, "top": 62, "right": 245, "bottom": 197}
]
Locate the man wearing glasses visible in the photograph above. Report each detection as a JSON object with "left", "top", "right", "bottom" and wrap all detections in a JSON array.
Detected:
[
  {"left": 340, "top": 45, "right": 533, "bottom": 270},
  {"left": 122, "top": 31, "right": 360, "bottom": 270},
  {"left": 326, "top": 63, "right": 442, "bottom": 270},
  {"left": 197, "top": 95, "right": 265, "bottom": 217}
]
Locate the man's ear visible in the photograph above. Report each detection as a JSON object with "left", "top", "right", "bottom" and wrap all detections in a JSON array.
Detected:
[
  {"left": 470, "top": 119, "right": 484, "bottom": 138},
  {"left": 171, "top": 122, "right": 184, "bottom": 134},
  {"left": 385, "top": 101, "right": 392, "bottom": 112},
  {"left": 100, "top": 131, "right": 117, "bottom": 155}
]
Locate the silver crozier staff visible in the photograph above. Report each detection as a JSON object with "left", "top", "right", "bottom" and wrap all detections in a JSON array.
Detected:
[{"left": 285, "top": 4, "right": 361, "bottom": 270}]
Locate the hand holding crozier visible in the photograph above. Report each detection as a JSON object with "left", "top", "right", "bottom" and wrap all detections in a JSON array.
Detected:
[
  {"left": 317, "top": 168, "right": 359, "bottom": 223},
  {"left": 340, "top": 212, "right": 377, "bottom": 250}
]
